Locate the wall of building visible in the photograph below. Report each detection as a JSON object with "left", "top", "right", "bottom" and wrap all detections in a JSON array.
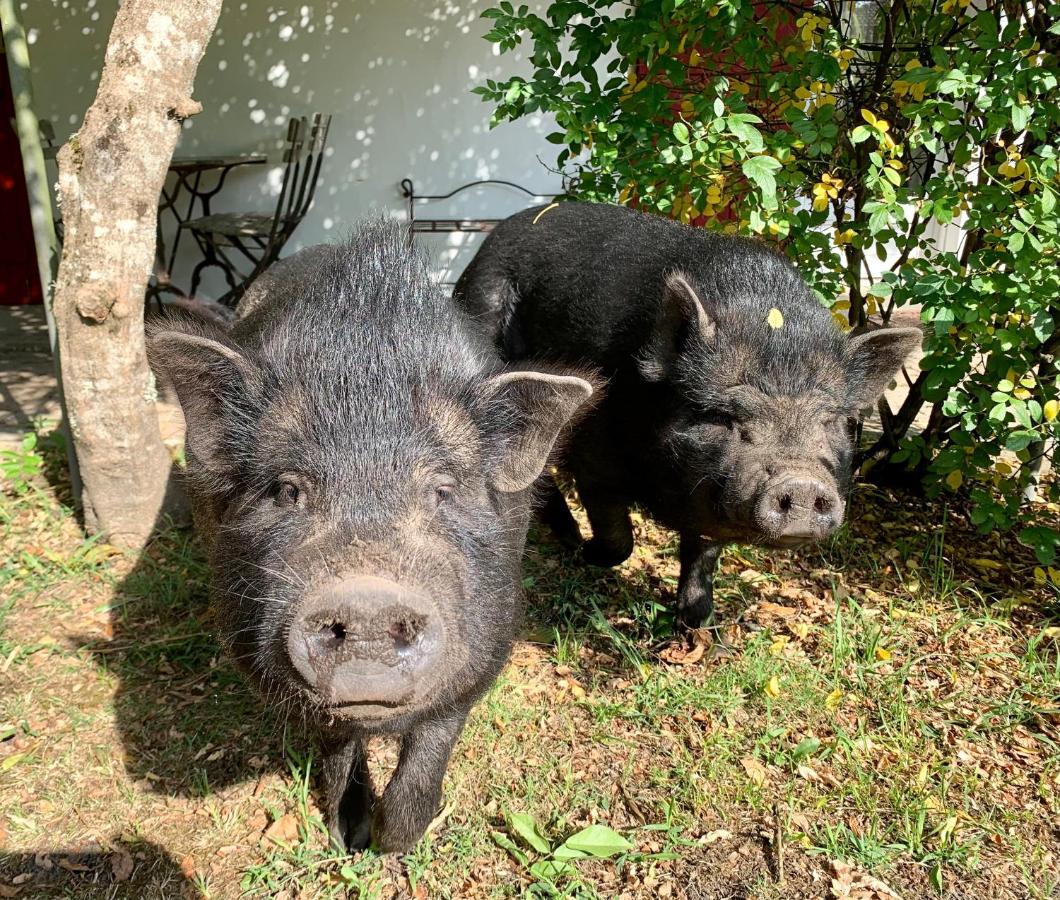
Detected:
[{"left": 23, "top": 0, "right": 561, "bottom": 298}]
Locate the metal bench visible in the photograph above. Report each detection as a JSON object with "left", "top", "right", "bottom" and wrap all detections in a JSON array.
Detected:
[{"left": 399, "top": 178, "right": 558, "bottom": 285}]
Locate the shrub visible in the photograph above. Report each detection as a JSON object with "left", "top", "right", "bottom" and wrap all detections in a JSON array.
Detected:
[{"left": 475, "top": 0, "right": 1060, "bottom": 563}]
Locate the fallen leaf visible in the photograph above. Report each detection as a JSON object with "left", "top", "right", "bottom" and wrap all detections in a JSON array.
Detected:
[
  {"left": 701, "top": 829, "right": 734, "bottom": 845},
  {"left": 110, "top": 849, "right": 134, "bottom": 882},
  {"left": 0, "top": 885, "right": 20, "bottom": 898},
  {"left": 874, "top": 646, "right": 892, "bottom": 661},
  {"left": 826, "top": 689, "right": 843, "bottom": 710},
  {"left": 179, "top": 856, "right": 196, "bottom": 880},
  {"left": 757, "top": 601, "right": 798, "bottom": 619},
  {"left": 56, "top": 859, "right": 89, "bottom": 873},
  {"left": 741, "top": 756, "right": 770, "bottom": 787},
  {"left": 763, "top": 676, "right": 782, "bottom": 698},
  {"left": 263, "top": 813, "right": 300, "bottom": 847}
]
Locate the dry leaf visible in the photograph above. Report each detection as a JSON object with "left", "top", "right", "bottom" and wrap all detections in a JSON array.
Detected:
[
  {"left": 110, "top": 849, "right": 134, "bottom": 882},
  {"left": 263, "top": 813, "right": 300, "bottom": 846},
  {"left": 757, "top": 601, "right": 798, "bottom": 619},
  {"left": 56, "top": 859, "right": 90, "bottom": 873},
  {"left": 701, "top": 829, "right": 734, "bottom": 845},
  {"left": 179, "top": 855, "right": 196, "bottom": 880},
  {"left": 741, "top": 756, "right": 770, "bottom": 787},
  {"left": 0, "top": 885, "right": 20, "bottom": 899},
  {"left": 763, "top": 676, "right": 782, "bottom": 698}
]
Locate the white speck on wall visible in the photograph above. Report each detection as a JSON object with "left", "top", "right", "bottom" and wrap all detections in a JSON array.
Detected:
[
  {"left": 267, "top": 62, "right": 290, "bottom": 88},
  {"left": 265, "top": 166, "right": 285, "bottom": 193},
  {"left": 217, "top": 59, "right": 227, "bottom": 71},
  {"left": 250, "top": 109, "right": 267, "bottom": 124},
  {"left": 115, "top": 218, "right": 138, "bottom": 234},
  {"left": 27, "top": 28, "right": 38, "bottom": 44},
  {"left": 278, "top": 24, "right": 293, "bottom": 40}
]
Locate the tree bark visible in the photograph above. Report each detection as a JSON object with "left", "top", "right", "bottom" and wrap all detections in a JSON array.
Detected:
[{"left": 52, "top": 0, "right": 223, "bottom": 547}]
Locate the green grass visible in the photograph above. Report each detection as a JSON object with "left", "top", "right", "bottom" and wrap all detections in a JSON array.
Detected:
[{"left": 0, "top": 431, "right": 1058, "bottom": 898}]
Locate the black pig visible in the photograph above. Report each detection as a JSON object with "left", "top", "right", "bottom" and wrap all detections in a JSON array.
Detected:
[
  {"left": 453, "top": 202, "right": 921, "bottom": 626},
  {"left": 148, "top": 221, "right": 593, "bottom": 852}
]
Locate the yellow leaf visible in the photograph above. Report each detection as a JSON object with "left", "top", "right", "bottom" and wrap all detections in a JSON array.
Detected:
[
  {"left": 945, "top": 470, "right": 963, "bottom": 490},
  {"left": 769, "top": 637, "right": 789, "bottom": 656},
  {"left": 767, "top": 308, "right": 784, "bottom": 329},
  {"left": 1044, "top": 399, "right": 1058, "bottom": 422},
  {"left": 1034, "top": 566, "right": 1047, "bottom": 583},
  {"left": 970, "top": 557, "right": 1003, "bottom": 571},
  {"left": 764, "top": 676, "right": 782, "bottom": 698},
  {"left": 915, "top": 764, "right": 929, "bottom": 789},
  {"left": 825, "top": 688, "right": 843, "bottom": 710},
  {"left": 860, "top": 108, "right": 878, "bottom": 126},
  {"left": 875, "top": 646, "right": 892, "bottom": 661}
]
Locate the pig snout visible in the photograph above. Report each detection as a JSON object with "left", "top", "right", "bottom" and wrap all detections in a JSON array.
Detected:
[
  {"left": 754, "top": 476, "right": 843, "bottom": 545},
  {"left": 286, "top": 575, "right": 445, "bottom": 708}
]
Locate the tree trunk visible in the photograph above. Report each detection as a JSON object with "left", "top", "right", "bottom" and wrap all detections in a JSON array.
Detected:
[{"left": 52, "top": 0, "right": 223, "bottom": 547}]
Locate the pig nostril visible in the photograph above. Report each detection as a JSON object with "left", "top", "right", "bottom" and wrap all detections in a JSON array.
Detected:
[
  {"left": 315, "top": 622, "right": 347, "bottom": 651},
  {"left": 388, "top": 615, "right": 425, "bottom": 649},
  {"left": 777, "top": 493, "right": 793, "bottom": 513},
  {"left": 814, "top": 495, "right": 833, "bottom": 514}
]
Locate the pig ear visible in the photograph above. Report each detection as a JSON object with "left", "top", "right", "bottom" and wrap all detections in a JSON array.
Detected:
[
  {"left": 147, "top": 327, "right": 259, "bottom": 472},
  {"left": 639, "top": 271, "right": 717, "bottom": 381},
  {"left": 845, "top": 327, "right": 923, "bottom": 409},
  {"left": 482, "top": 370, "right": 594, "bottom": 492}
]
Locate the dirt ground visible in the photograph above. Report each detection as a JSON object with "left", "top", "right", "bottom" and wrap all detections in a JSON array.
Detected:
[{"left": 0, "top": 433, "right": 1058, "bottom": 899}]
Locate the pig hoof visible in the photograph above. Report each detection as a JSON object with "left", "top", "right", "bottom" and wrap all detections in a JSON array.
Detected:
[
  {"left": 582, "top": 537, "right": 632, "bottom": 568},
  {"left": 676, "top": 597, "right": 714, "bottom": 629},
  {"left": 330, "top": 816, "right": 372, "bottom": 853}
]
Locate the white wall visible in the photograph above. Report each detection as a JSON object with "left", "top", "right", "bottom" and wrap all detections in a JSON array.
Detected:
[{"left": 23, "top": 0, "right": 560, "bottom": 298}]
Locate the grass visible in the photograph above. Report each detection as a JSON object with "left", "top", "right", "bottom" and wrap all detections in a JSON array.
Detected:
[{"left": 0, "top": 428, "right": 1058, "bottom": 899}]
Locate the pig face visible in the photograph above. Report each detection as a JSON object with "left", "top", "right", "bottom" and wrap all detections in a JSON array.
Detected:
[
  {"left": 149, "top": 234, "right": 591, "bottom": 730},
  {"left": 640, "top": 272, "right": 921, "bottom": 547}
]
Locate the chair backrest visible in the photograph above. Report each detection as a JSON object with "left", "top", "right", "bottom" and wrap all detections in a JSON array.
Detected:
[
  {"left": 268, "top": 113, "right": 331, "bottom": 245},
  {"left": 38, "top": 119, "right": 59, "bottom": 160}
]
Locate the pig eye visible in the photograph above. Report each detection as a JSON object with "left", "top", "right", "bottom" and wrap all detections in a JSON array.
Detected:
[
  {"left": 273, "top": 479, "right": 303, "bottom": 508},
  {"left": 432, "top": 482, "right": 456, "bottom": 507}
]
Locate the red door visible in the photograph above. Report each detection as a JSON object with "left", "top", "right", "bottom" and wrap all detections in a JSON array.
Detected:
[{"left": 0, "top": 33, "right": 44, "bottom": 306}]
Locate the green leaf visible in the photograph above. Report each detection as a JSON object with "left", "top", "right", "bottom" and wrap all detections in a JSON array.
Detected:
[
  {"left": 741, "top": 155, "right": 781, "bottom": 207},
  {"left": 792, "top": 736, "right": 821, "bottom": 761},
  {"left": 672, "top": 121, "right": 690, "bottom": 144},
  {"left": 508, "top": 812, "right": 551, "bottom": 854},
  {"left": 1011, "top": 103, "right": 1030, "bottom": 133},
  {"left": 529, "top": 859, "right": 576, "bottom": 881},
  {"left": 561, "top": 824, "right": 634, "bottom": 858},
  {"left": 492, "top": 831, "right": 530, "bottom": 866}
]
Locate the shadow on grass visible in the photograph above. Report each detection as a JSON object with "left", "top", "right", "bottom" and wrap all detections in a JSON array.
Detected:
[
  {"left": 0, "top": 841, "right": 195, "bottom": 899},
  {"left": 73, "top": 489, "right": 294, "bottom": 802}
]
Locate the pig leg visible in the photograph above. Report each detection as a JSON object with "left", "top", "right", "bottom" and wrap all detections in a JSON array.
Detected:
[
  {"left": 371, "top": 711, "right": 468, "bottom": 853},
  {"left": 676, "top": 535, "right": 723, "bottom": 627},
  {"left": 537, "top": 471, "right": 583, "bottom": 550},
  {"left": 320, "top": 733, "right": 374, "bottom": 851},
  {"left": 579, "top": 481, "right": 635, "bottom": 568}
]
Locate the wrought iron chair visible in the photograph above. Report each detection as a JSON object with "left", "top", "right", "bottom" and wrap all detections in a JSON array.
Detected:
[
  {"left": 182, "top": 113, "right": 331, "bottom": 307},
  {"left": 39, "top": 119, "right": 63, "bottom": 245}
]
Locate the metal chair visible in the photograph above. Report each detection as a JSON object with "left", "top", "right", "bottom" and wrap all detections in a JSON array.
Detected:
[
  {"left": 182, "top": 113, "right": 331, "bottom": 307},
  {"left": 39, "top": 119, "right": 63, "bottom": 245}
]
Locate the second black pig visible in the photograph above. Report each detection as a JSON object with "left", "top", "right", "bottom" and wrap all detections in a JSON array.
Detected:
[
  {"left": 453, "top": 202, "right": 922, "bottom": 626},
  {"left": 148, "top": 221, "right": 593, "bottom": 852}
]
